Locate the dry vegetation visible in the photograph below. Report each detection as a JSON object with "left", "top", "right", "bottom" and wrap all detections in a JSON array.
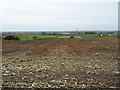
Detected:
[{"left": 2, "top": 38, "right": 119, "bottom": 88}]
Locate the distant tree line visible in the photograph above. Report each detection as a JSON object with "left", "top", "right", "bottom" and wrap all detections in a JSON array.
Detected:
[
  {"left": 41, "top": 32, "right": 58, "bottom": 35},
  {"left": 85, "top": 32, "right": 97, "bottom": 34}
]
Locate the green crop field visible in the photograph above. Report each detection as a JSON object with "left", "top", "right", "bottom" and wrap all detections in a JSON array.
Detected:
[
  {"left": 2, "top": 35, "right": 58, "bottom": 41},
  {"left": 19, "top": 35, "right": 58, "bottom": 41},
  {"left": 2, "top": 31, "right": 117, "bottom": 41}
]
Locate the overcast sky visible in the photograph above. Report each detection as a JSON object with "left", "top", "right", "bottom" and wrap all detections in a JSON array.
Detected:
[{"left": 1, "top": 0, "right": 119, "bottom": 32}]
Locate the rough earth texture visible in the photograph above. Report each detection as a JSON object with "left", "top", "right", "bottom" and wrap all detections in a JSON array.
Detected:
[{"left": 2, "top": 38, "right": 119, "bottom": 88}]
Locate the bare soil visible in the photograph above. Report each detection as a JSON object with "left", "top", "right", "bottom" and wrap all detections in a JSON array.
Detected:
[{"left": 2, "top": 38, "right": 119, "bottom": 88}]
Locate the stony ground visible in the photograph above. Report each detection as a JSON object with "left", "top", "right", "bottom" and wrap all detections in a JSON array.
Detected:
[{"left": 2, "top": 38, "right": 119, "bottom": 88}]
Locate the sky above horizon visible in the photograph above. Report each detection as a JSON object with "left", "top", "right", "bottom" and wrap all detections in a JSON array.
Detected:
[{"left": 1, "top": 0, "right": 119, "bottom": 32}]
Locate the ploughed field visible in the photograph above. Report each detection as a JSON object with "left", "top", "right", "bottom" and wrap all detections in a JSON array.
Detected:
[{"left": 2, "top": 38, "right": 119, "bottom": 88}]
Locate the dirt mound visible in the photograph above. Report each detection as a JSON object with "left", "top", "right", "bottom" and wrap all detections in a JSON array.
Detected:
[
  {"left": 49, "top": 45, "right": 75, "bottom": 56},
  {"left": 2, "top": 38, "right": 118, "bottom": 57}
]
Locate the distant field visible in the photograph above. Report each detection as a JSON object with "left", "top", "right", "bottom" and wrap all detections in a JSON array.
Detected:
[
  {"left": 80, "top": 34, "right": 113, "bottom": 38},
  {"left": 19, "top": 35, "right": 58, "bottom": 41},
  {"left": 2, "top": 35, "right": 58, "bottom": 41},
  {"left": 2, "top": 33, "right": 115, "bottom": 41}
]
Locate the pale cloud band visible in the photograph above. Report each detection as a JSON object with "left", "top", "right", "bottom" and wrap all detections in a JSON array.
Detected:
[{"left": 1, "top": 0, "right": 118, "bottom": 31}]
